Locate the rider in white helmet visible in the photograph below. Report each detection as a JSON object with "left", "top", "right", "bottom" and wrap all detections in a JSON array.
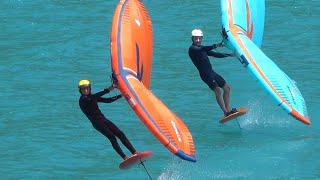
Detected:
[{"left": 188, "top": 29, "right": 237, "bottom": 117}]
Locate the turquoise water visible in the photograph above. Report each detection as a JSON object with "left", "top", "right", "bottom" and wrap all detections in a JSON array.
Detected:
[{"left": 1, "top": 0, "right": 319, "bottom": 179}]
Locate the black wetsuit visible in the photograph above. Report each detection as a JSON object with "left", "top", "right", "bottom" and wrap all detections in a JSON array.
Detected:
[
  {"left": 79, "top": 89, "right": 136, "bottom": 159},
  {"left": 188, "top": 44, "right": 230, "bottom": 90}
]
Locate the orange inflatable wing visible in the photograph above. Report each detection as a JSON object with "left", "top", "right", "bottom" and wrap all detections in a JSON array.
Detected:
[
  {"left": 110, "top": 0, "right": 152, "bottom": 89},
  {"left": 110, "top": 0, "right": 196, "bottom": 162}
]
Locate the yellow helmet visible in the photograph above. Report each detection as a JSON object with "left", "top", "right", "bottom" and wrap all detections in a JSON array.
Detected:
[{"left": 78, "top": 79, "right": 91, "bottom": 89}]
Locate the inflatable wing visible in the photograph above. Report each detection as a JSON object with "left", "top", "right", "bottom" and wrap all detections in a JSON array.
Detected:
[
  {"left": 110, "top": 0, "right": 196, "bottom": 162},
  {"left": 220, "top": 0, "right": 310, "bottom": 125}
]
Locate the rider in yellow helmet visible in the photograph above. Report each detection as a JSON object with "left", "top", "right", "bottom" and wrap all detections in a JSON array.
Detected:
[{"left": 78, "top": 79, "right": 136, "bottom": 160}]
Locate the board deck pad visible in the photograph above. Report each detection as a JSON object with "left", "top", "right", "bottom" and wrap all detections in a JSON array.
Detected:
[
  {"left": 219, "top": 107, "right": 248, "bottom": 124},
  {"left": 119, "top": 151, "right": 153, "bottom": 170}
]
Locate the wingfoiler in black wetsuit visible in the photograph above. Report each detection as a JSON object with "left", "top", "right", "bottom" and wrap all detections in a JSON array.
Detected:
[
  {"left": 188, "top": 44, "right": 230, "bottom": 90},
  {"left": 79, "top": 89, "right": 136, "bottom": 159}
]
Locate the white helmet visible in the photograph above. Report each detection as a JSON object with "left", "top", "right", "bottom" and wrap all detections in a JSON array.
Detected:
[{"left": 191, "top": 29, "right": 203, "bottom": 37}]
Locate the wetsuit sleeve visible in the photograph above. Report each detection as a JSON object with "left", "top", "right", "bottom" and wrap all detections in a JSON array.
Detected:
[
  {"left": 196, "top": 44, "right": 229, "bottom": 58},
  {"left": 98, "top": 95, "right": 122, "bottom": 103},
  {"left": 202, "top": 45, "right": 214, "bottom": 51},
  {"left": 207, "top": 51, "right": 230, "bottom": 58},
  {"left": 92, "top": 90, "right": 108, "bottom": 98},
  {"left": 189, "top": 45, "right": 230, "bottom": 58},
  {"left": 204, "top": 44, "right": 230, "bottom": 58},
  {"left": 190, "top": 45, "right": 213, "bottom": 52}
]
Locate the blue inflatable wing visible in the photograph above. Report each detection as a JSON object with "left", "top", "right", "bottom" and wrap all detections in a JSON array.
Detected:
[{"left": 220, "top": 0, "right": 310, "bottom": 125}]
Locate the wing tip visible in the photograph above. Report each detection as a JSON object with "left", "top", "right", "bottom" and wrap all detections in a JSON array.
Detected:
[
  {"left": 176, "top": 150, "right": 196, "bottom": 163},
  {"left": 290, "top": 110, "right": 310, "bottom": 125}
]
